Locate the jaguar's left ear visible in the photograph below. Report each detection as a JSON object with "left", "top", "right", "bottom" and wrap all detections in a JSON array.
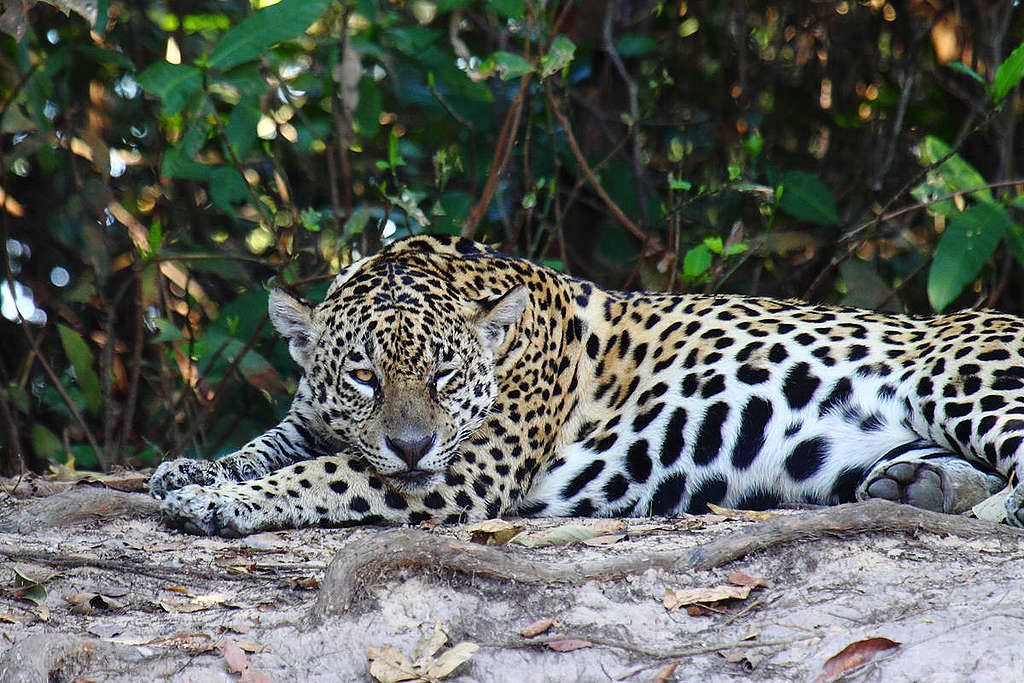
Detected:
[
  {"left": 269, "top": 288, "right": 314, "bottom": 369},
  {"left": 474, "top": 285, "right": 528, "bottom": 350}
]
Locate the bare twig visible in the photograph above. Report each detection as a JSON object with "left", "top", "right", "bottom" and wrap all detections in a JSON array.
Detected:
[
  {"left": 0, "top": 162, "right": 107, "bottom": 467},
  {"left": 462, "top": 74, "right": 532, "bottom": 238},
  {"left": 803, "top": 105, "right": 1003, "bottom": 300},
  {"left": 545, "top": 82, "right": 647, "bottom": 242},
  {"left": 602, "top": 0, "right": 648, "bottom": 230},
  {"left": 175, "top": 314, "right": 270, "bottom": 454}
]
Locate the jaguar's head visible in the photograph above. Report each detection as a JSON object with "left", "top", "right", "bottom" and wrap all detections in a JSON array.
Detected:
[{"left": 268, "top": 261, "right": 527, "bottom": 492}]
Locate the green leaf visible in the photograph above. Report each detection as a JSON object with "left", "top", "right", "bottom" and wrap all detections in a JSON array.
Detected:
[
  {"left": 683, "top": 244, "right": 713, "bottom": 279},
  {"left": 777, "top": 170, "right": 839, "bottom": 226},
  {"left": 207, "top": 0, "right": 332, "bottom": 70},
  {"left": 668, "top": 173, "right": 691, "bottom": 190},
  {"left": 489, "top": 0, "right": 525, "bottom": 19},
  {"left": 387, "top": 128, "right": 405, "bottom": 169},
  {"left": 56, "top": 324, "right": 101, "bottom": 415},
  {"left": 946, "top": 61, "right": 986, "bottom": 87},
  {"left": 151, "top": 318, "right": 185, "bottom": 343},
  {"left": 703, "top": 236, "right": 724, "bottom": 255},
  {"left": 31, "top": 424, "right": 62, "bottom": 461},
  {"left": 922, "top": 136, "right": 992, "bottom": 200},
  {"left": 540, "top": 35, "right": 576, "bottom": 78},
  {"left": 160, "top": 148, "right": 211, "bottom": 181},
  {"left": 912, "top": 136, "right": 993, "bottom": 217},
  {"left": 615, "top": 35, "right": 659, "bottom": 57},
  {"left": 1005, "top": 221, "right": 1024, "bottom": 268},
  {"left": 137, "top": 63, "right": 202, "bottom": 115},
  {"left": 355, "top": 76, "right": 382, "bottom": 138},
  {"left": 147, "top": 221, "right": 163, "bottom": 256},
  {"left": 226, "top": 95, "right": 261, "bottom": 158},
  {"left": 993, "top": 41, "right": 1024, "bottom": 102},
  {"left": 487, "top": 51, "right": 535, "bottom": 80},
  {"left": 209, "top": 166, "right": 249, "bottom": 215},
  {"left": 927, "top": 203, "right": 1008, "bottom": 311}
]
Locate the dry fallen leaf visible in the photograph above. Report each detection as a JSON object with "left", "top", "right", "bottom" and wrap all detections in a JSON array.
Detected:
[
  {"left": 728, "top": 570, "right": 766, "bottom": 588},
  {"left": 366, "top": 645, "right": 418, "bottom": 683},
  {"left": 581, "top": 533, "right": 626, "bottom": 547},
  {"left": 820, "top": 637, "right": 900, "bottom": 681},
  {"left": 706, "top": 503, "right": 783, "bottom": 521},
  {"left": 509, "top": 524, "right": 596, "bottom": 548},
  {"left": 651, "top": 661, "right": 679, "bottom": 682},
  {"left": 422, "top": 642, "right": 479, "bottom": 679},
  {"left": 547, "top": 638, "right": 593, "bottom": 652},
  {"left": 413, "top": 619, "right": 448, "bottom": 664},
  {"left": 466, "top": 519, "right": 524, "bottom": 545},
  {"left": 367, "top": 621, "right": 479, "bottom": 682},
  {"left": 222, "top": 639, "right": 271, "bottom": 683},
  {"left": 971, "top": 485, "right": 1011, "bottom": 523},
  {"left": 521, "top": 617, "right": 558, "bottom": 638},
  {"left": 663, "top": 584, "right": 755, "bottom": 611}
]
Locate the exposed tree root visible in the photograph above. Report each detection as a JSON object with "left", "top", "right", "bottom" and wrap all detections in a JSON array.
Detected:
[
  {"left": 311, "top": 499, "right": 1024, "bottom": 620},
  {"left": 0, "top": 488, "right": 159, "bottom": 534}
]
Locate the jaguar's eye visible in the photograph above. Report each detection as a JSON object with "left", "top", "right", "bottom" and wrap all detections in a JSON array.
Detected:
[{"left": 350, "top": 368, "right": 377, "bottom": 385}]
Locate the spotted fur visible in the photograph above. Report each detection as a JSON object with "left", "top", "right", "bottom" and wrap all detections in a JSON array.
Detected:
[{"left": 150, "top": 235, "right": 1024, "bottom": 536}]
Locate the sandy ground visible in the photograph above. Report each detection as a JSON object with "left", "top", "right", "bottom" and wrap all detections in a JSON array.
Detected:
[{"left": 2, "top": 484, "right": 1023, "bottom": 682}]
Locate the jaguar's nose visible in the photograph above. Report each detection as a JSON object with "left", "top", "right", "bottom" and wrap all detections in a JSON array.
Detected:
[{"left": 385, "top": 433, "right": 437, "bottom": 469}]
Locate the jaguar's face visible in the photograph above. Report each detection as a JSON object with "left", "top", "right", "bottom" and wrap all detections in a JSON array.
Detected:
[{"left": 269, "top": 266, "right": 527, "bottom": 492}]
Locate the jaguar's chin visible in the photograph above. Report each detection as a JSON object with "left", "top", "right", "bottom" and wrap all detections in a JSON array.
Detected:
[{"left": 388, "top": 469, "right": 442, "bottom": 492}]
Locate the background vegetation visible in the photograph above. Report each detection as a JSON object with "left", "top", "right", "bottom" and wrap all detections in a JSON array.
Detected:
[{"left": 1, "top": 0, "right": 1023, "bottom": 476}]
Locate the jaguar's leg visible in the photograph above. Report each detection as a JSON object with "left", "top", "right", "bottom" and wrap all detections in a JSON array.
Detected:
[
  {"left": 856, "top": 441, "right": 1005, "bottom": 514},
  {"left": 149, "top": 401, "right": 332, "bottom": 499}
]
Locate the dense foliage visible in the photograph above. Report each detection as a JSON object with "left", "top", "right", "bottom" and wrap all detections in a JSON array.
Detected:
[{"left": 1, "top": 0, "right": 1023, "bottom": 475}]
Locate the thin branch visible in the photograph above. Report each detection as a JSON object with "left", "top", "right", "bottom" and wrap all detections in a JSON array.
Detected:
[
  {"left": 602, "top": 0, "right": 648, "bottom": 230},
  {"left": 803, "top": 105, "right": 1003, "bottom": 299},
  {"left": 462, "top": 74, "right": 532, "bottom": 238},
  {"left": 544, "top": 82, "right": 647, "bottom": 242},
  {"left": 175, "top": 314, "right": 270, "bottom": 453},
  {"left": 0, "top": 164, "right": 107, "bottom": 467}
]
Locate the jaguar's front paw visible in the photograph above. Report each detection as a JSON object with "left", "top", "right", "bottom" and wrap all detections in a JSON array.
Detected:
[
  {"left": 160, "top": 485, "right": 259, "bottom": 537},
  {"left": 1005, "top": 483, "right": 1024, "bottom": 528},
  {"left": 149, "top": 459, "right": 229, "bottom": 499}
]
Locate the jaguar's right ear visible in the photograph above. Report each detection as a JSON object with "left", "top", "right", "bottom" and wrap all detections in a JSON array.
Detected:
[{"left": 269, "top": 288, "right": 314, "bottom": 369}]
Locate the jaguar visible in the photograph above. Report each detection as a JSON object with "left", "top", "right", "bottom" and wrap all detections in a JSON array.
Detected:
[{"left": 150, "top": 234, "right": 1023, "bottom": 536}]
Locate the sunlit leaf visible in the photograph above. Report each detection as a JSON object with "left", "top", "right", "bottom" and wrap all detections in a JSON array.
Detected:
[
  {"left": 541, "top": 35, "right": 576, "bottom": 78},
  {"left": 487, "top": 51, "right": 535, "bottom": 80},
  {"left": 207, "top": 0, "right": 332, "bottom": 70},
  {"left": 915, "top": 136, "right": 993, "bottom": 215},
  {"left": 927, "top": 203, "right": 1008, "bottom": 311},
  {"left": 683, "top": 244, "right": 713, "bottom": 279},
  {"left": 993, "top": 41, "right": 1024, "bottom": 102},
  {"left": 56, "top": 323, "right": 101, "bottom": 415},
  {"left": 777, "top": 170, "right": 839, "bottom": 226}
]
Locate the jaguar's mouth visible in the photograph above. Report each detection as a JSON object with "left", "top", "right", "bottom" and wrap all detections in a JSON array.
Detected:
[{"left": 389, "top": 469, "right": 441, "bottom": 491}]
